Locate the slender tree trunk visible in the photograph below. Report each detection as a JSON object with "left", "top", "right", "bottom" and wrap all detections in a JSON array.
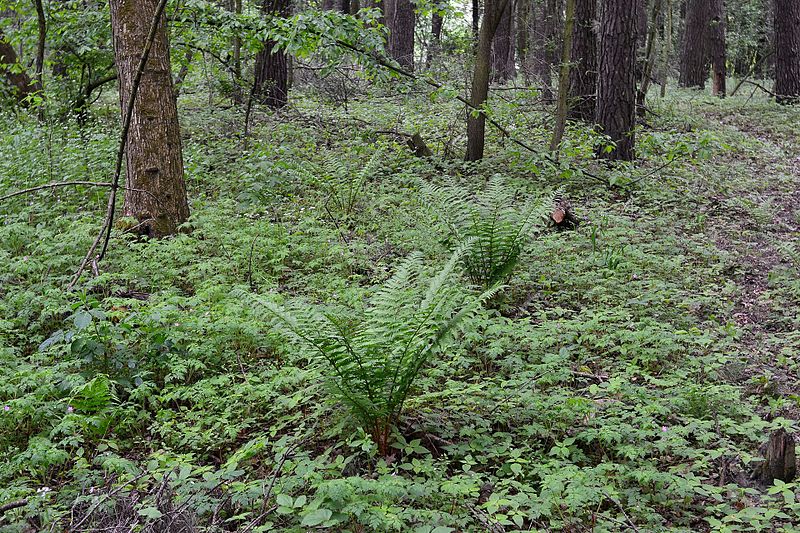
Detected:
[
  {"left": 232, "top": 0, "right": 242, "bottom": 100},
  {"left": 550, "top": 0, "right": 575, "bottom": 151},
  {"left": 254, "top": 0, "right": 291, "bottom": 108},
  {"left": 532, "top": 0, "right": 559, "bottom": 100},
  {"left": 385, "top": 0, "right": 415, "bottom": 69},
  {"left": 774, "top": 0, "right": 800, "bottom": 104},
  {"left": 637, "top": 0, "right": 662, "bottom": 111},
  {"left": 516, "top": 0, "right": 530, "bottom": 81},
  {"left": 33, "top": 0, "right": 46, "bottom": 93},
  {"left": 426, "top": 10, "right": 443, "bottom": 67},
  {"left": 0, "top": 32, "right": 33, "bottom": 102},
  {"left": 567, "top": 0, "right": 596, "bottom": 121},
  {"left": 491, "top": 0, "right": 515, "bottom": 81},
  {"left": 466, "top": 0, "right": 510, "bottom": 161},
  {"left": 109, "top": 0, "right": 189, "bottom": 237},
  {"left": 679, "top": 0, "right": 710, "bottom": 88},
  {"left": 708, "top": 0, "right": 725, "bottom": 96},
  {"left": 660, "top": 0, "right": 672, "bottom": 97},
  {"left": 595, "top": 0, "right": 637, "bottom": 161}
]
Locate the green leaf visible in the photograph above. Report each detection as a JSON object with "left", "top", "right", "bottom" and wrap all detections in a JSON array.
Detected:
[
  {"left": 301, "top": 508, "right": 333, "bottom": 527},
  {"left": 74, "top": 310, "right": 92, "bottom": 330},
  {"left": 138, "top": 507, "right": 163, "bottom": 520},
  {"left": 276, "top": 494, "right": 292, "bottom": 507}
]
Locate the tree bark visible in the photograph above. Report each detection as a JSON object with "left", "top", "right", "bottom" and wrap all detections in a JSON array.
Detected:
[
  {"left": 385, "top": 0, "right": 415, "bottom": 69},
  {"left": 0, "top": 32, "right": 34, "bottom": 102},
  {"left": 466, "top": 0, "right": 510, "bottom": 161},
  {"left": 491, "top": 0, "right": 515, "bottom": 81},
  {"left": 254, "top": 0, "right": 291, "bottom": 108},
  {"left": 708, "top": 0, "right": 725, "bottom": 96},
  {"left": 595, "top": 0, "right": 638, "bottom": 161},
  {"left": 679, "top": 0, "right": 710, "bottom": 89},
  {"left": 532, "top": 0, "right": 559, "bottom": 100},
  {"left": 567, "top": 0, "right": 596, "bottom": 121},
  {"left": 109, "top": 0, "right": 189, "bottom": 237},
  {"left": 473, "top": 0, "right": 480, "bottom": 42},
  {"left": 774, "top": 0, "right": 800, "bottom": 104}
]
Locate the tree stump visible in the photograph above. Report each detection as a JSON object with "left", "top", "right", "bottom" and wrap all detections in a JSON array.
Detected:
[{"left": 753, "top": 429, "right": 797, "bottom": 484}]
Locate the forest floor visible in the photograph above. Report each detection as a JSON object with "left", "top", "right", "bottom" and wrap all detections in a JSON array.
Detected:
[{"left": 1, "top": 87, "right": 799, "bottom": 532}]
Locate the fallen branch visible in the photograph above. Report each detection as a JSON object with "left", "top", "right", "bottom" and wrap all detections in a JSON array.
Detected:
[
  {"left": 0, "top": 181, "right": 114, "bottom": 202},
  {"left": 0, "top": 499, "right": 28, "bottom": 515},
  {"left": 0, "top": 181, "right": 162, "bottom": 204}
]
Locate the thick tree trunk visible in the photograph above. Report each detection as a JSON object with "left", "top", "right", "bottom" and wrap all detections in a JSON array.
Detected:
[
  {"left": 385, "top": 0, "right": 415, "bottom": 69},
  {"left": 466, "top": 0, "right": 510, "bottom": 161},
  {"left": 0, "top": 32, "right": 34, "bottom": 102},
  {"left": 109, "top": 0, "right": 189, "bottom": 237},
  {"left": 679, "top": 0, "right": 710, "bottom": 88},
  {"left": 567, "top": 0, "right": 596, "bottom": 121},
  {"left": 254, "top": 0, "right": 291, "bottom": 108},
  {"left": 491, "top": 0, "right": 515, "bottom": 81},
  {"left": 708, "top": 0, "right": 725, "bottom": 96},
  {"left": 595, "top": 0, "right": 637, "bottom": 161},
  {"left": 322, "top": 0, "right": 349, "bottom": 12},
  {"left": 774, "top": 0, "right": 800, "bottom": 104}
]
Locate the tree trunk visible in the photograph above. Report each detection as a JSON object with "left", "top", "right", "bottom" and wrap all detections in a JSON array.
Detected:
[
  {"left": 550, "top": 0, "right": 576, "bottom": 151},
  {"left": 254, "top": 0, "right": 291, "bottom": 108},
  {"left": 491, "top": 0, "right": 515, "bottom": 81},
  {"left": 472, "top": 0, "right": 480, "bottom": 41},
  {"left": 679, "top": 0, "right": 710, "bottom": 88},
  {"left": 754, "top": 429, "right": 797, "bottom": 484},
  {"left": 33, "top": 0, "right": 46, "bottom": 94},
  {"left": 516, "top": 0, "right": 530, "bottom": 81},
  {"left": 637, "top": 0, "right": 662, "bottom": 111},
  {"left": 385, "top": 0, "right": 415, "bottom": 69},
  {"left": 466, "top": 0, "right": 510, "bottom": 161},
  {"left": 532, "top": 0, "right": 559, "bottom": 100},
  {"left": 109, "top": 0, "right": 189, "bottom": 237},
  {"left": 0, "top": 32, "right": 34, "bottom": 102},
  {"left": 567, "top": 0, "right": 596, "bottom": 121},
  {"left": 708, "top": 0, "right": 725, "bottom": 97},
  {"left": 774, "top": 0, "right": 800, "bottom": 104},
  {"left": 595, "top": 0, "right": 637, "bottom": 161},
  {"left": 659, "top": 0, "right": 672, "bottom": 97},
  {"left": 426, "top": 10, "right": 443, "bottom": 67}
]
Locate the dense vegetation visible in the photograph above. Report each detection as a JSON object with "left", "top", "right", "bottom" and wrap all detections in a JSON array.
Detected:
[{"left": 1, "top": 0, "right": 799, "bottom": 532}]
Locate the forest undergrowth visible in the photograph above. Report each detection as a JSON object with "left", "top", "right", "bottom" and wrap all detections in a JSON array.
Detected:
[{"left": 1, "top": 87, "right": 799, "bottom": 532}]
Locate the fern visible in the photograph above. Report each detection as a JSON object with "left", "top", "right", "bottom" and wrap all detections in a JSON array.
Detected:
[
  {"left": 240, "top": 246, "right": 500, "bottom": 455},
  {"left": 298, "top": 150, "right": 383, "bottom": 227},
  {"left": 425, "top": 176, "right": 552, "bottom": 288}
]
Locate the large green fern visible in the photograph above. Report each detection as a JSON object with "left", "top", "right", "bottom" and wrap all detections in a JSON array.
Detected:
[
  {"left": 425, "top": 176, "right": 551, "bottom": 288},
  {"left": 241, "top": 245, "right": 500, "bottom": 455}
]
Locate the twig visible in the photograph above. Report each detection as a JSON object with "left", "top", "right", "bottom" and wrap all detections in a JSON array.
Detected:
[
  {"left": 602, "top": 491, "right": 641, "bottom": 533},
  {"left": 241, "top": 438, "right": 304, "bottom": 533},
  {"left": 68, "top": 0, "right": 170, "bottom": 290}
]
